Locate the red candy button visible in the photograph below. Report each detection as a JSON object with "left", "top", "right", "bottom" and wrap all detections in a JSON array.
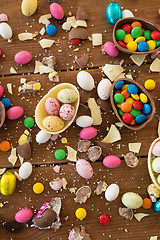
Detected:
[
  {"left": 133, "top": 100, "right": 143, "bottom": 110},
  {"left": 118, "top": 41, "right": 127, "bottom": 48},
  {"left": 70, "top": 38, "right": 81, "bottom": 45},
  {"left": 122, "top": 112, "right": 133, "bottom": 124},
  {"left": 121, "top": 23, "right": 132, "bottom": 34},
  {"left": 99, "top": 214, "right": 110, "bottom": 226},
  {"left": 151, "top": 31, "right": 160, "bottom": 41},
  {"left": 115, "top": 89, "right": 122, "bottom": 94}
]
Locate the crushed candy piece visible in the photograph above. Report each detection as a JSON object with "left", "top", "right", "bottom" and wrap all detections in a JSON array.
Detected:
[
  {"left": 39, "top": 27, "right": 45, "bottom": 35},
  {"left": 150, "top": 236, "right": 158, "bottom": 240},
  {"left": 102, "top": 64, "right": 125, "bottom": 82},
  {"left": 68, "top": 226, "right": 91, "bottom": 240},
  {"left": 66, "top": 146, "right": 77, "bottom": 162},
  {"left": 67, "top": 16, "right": 76, "bottom": 28},
  {"left": 69, "top": 28, "right": 89, "bottom": 40},
  {"left": 39, "top": 39, "right": 55, "bottom": 49},
  {"left": 87, "top": 146, "right": 102, "bottom": 162},
  {"left": 69, "top": 187, "right": 77, "bottom": 194},
  {"left": 0, "top": 168, "right": 6, "bottom": 175},
  {"left": 53, "top": 165, "right": 60, "bottom": 173},
  {"left": 18, "top": 130, "right": 32, "bottom": 145},
  {"left": 10, "top": 67, "right": 17, "bottom": 74},
  {"left": 75, "top": 54, "right": 89, "bottom": 69},
  {"left": 102, "top": 124, "right": 121, "bottom": 143},
  {"left": 17, "top": 143, "right": 31, "bottom": 160},
  {"left": 78, "top": 140, "right": 91, "bottom": 152},
  {"left": 74, "top": 186, "right": 91, "bottom": 204},
  {"left": 8, "top": 148, "right": 17, "bottom": 166},
  {"left": 14, "top": 171, "right": 22, "bottom": 181},
  {"left": 76, "top": 20, "right": 87, "bottom": 28},
  {"left": 7, "top": 83, "right": 13, "bottom": 94},
  {"left": 150, "top": 58, "right": 160, "bottom": 72},
  {"left": 62, "top": 177, "right": 67, "bottom": 189},
  {"left": 130, "top": 54, "right": 148, "bottom": 66},
  {"left": 115, "top": 122, "right": 124, "bottom": 128},
  {"left": 76, "top": 7, "right": 89, "bottom": 20},
  {"left": 62, "top": 22, "right": 72, "bottom": 31},
  {"left": 94, "top": 181, "right": 108, "bottom": 195},
  {"left": 49, "top": 177, "right": 63, "bottom": 191},
  {"left": 124, "top": 152, "right": 139, "bottom": 168},
  {"left": 18, "top": 33, "right": 33, "bottom": 41},
  {"left": 134, "top": 213, "right": 149, "bottom": 221},
  {"left": 42, "top": 56, "right": 56, "bottom": 69},
  {"left": 18, "top": 154, "right": 24, "bottom": 165},
  {"left": 0, "top": 13, "right": 8, "bottom": 22},
  {"left": 34, "top": 61, "right": 54, "bottom": 74},
  {"left": 39, "top": 14, "right": 52, "bottom": 24},
  {"left": 92, "top": 33, "right": 102, "bottom": 46},
  {"left": 119, "top": 207, "right": 133, "bottom": 220},
  {"left": 147, "top": 183, "right": 160, "bottom": 202},
  {"left": 48, "top": 71, "right": 59, "bottom": 82},
  {"left": 129, "top": 143, "right": 141, "bottom": 153},
  {"left": 94, "top": 141, "right": 112, "bottom": 156},
  {"left": 61, "top": 137, "right": 67, "bottom": 143},
  {"left": 19, "top": 81, "right": 41, "bottom": 94}
]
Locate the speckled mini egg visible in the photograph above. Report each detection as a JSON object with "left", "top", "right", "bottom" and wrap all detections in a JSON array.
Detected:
[
  {"left": 59, "top": 104, "right": 75, "bottom": 120},
  {"left": 15, "top": 208, "right": 33, "bottom": 223},
  {"left": 76, "top": 159, "right": 93, "bottom": 179},
  {"left": 97, "top": 78, "right": 112, "bottom": 100},
  {"left": 57, "top": 88, "right": 78, "bottom": 103},
  {"left": 45, "top": 97, "right": 60, "bottom": 116},
  {"left": 152, "top": 141, "right": 160, "bottom": 156},
  {"left": 42, "top": 116, "right": 64, "bottom": 131},
  {"left": 122, "top": 192, "right": 143, "bottom": 209}
]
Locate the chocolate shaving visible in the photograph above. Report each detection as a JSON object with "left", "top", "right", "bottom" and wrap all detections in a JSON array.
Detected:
[
  {"left": 69, "top": 28, "right": 89, "bottom": 40},
  {"left": 97, "top": 98, "right": 111, "bottom": 112},
  {"left": 74, "top": 186, "right": 91, "bottom": 204},
  {"left": 42, "top": 56, "right": 56, "bottom": 69},
  {"left": 69, "top": 226, "right": 91, "bottom": 240},
  {"left": 94, "top": 141, "right": 112, "bottom": 156},
  {"left": 124, "top": 152, "right": 139, "bottom": 168},
  {"left": 94, "top": 181, "right": 108, "bottom": 195},
  {"left": 87, "top": 146, "right": 102, "bottom": 162},
  {"left": 78, "top": 140, "right": 91, "bottom": 152},
  {"left": 75, "top": 54, "right": 89, "bottom": 69},
  {"left": 119, "top": 207, "right": 133, "bottom": 220},
  {"left": 79, "top": 91, "right": 91, "bottom": 104},
  {"left": 0, "top": 102, "right": 5, "bottom": 128},
  {"left": 16, "top": 143, "right": 31, "bottom": 160},
  {"left": 76, "top": 7, "right": 89, "bottom": 20}
]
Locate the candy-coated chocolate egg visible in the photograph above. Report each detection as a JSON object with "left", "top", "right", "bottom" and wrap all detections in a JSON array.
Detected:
[
  {"left": 1, "top": 98, "right": 11, "bottom": 108},
  {"left": 36, "top": 130, "right": 51, "bottom": 144},
  {"left": 133, "top": 101, "right": 143, "bottom": 110},
  {"left": 113, "top": 93, "right": 124, "bottom": 104},
  {"left": 57, "top": 88, "right": 78, "bottom": 103},
  {"left": 103, "top": 155, "right": 121, "bottom": 168},
  {"left": 151, "top": 31, "right": 160, "bottom": 41},
  {"left": 99, "top": 214, "right": 110, "bottom": 225},
  {"left": 97, "top": 78, "right": 112, "bottom": 100},
  {"left": 46, "top": 24, "right": 57, "bottom": 36},
  {"left": 155, "top": 199, "right": 160, "bottom": 214},
  {"left": 137, "top": 41, "right": 149, "bottom": 52},
  {"left": 121, "top": 102, "right": 132, "bottom": 112},
  {"left": 0, "top": 22, "right": 12, "bottom": 39},
  {"left": 144, "top": 79, "right": 156, "bottom": 90},
  {"left": 122, "top": 192, "right": 143, "bottom": 209},
  {"left": 0, "top": 85, "right": 4, "bottom": 98},
  {"left": 106, "top": 2, "right": 122, "bottom": 25},
  {"left": 50, "top": 3, "right": 64, "bottom": 20},
  {"left": 45, "top": 97, "right": 60, "bottom": 116},
  {"left": 105, "top": 183, "right": 119, "bottom": 201},
  {"left": 104, "top": 41, "right": 119, "bottom": 57},
  {"left": 121, "top": 23, "right": 132, "bottom": 34},
  {"left": 15, "top": 209, "right": 33, "bottom": 223},
  {"left": 127, "top": 84, "right": 138, "bottom": 94},
  {"left": 80, "top": 127, "right": 97, "bottom": 140},
  {"left": 59, "top": 104, "right": 75, "bottom": 120},
  {"left": 122, "top": 9, "right": 134, "bottom": 18},
  {"left": 42, "top": 116, "right": 64, "bottom": 132},
  {"left": 76, "top": 116, "right": 93, "bottom": 128},
  {"left": 152, "top": 157, "right": 160, "bottom": 173},
  {"left": 152, "top": 141, "right": 160, "bottom": 156},
  {"left": 7, "top": 106, "right": 24, "bottom": 120},
  {"left": 76, "top": 159, "right": 93, "bottom": 179},
  {"left": 19, "top": 162, "right": 32, "bottom": 179},
  {"left": 77, "top": 71, "right": 95, "bottom": 91},
  {"left": 115, "top": 80, "right": 124, "bottom": 90},
  {"left": 122, "top": 112, "right": 133, "bottom": 124},
  {"left": 135, "top": 114, "right": 146, "bottom": 124},
  {"left": 142, "top": 103, "right": 151, "bottom": 115},
  {"left": 15, "top": 51, "right": 32, "bottom": 64},
  {"left": 21, "top": 0, "right": 37, "bottom": 16}
]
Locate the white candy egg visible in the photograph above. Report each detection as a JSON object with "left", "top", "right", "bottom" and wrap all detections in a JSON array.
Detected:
[
  {"left": 122, "top": 192, "right": 143, "bottom": 209},
  {"left": 19, "top": 162, "right": 32, "bottom": 179},
  {"left": 76, "top": 116, "right": 93, "bottom": 128},
  {"left": 122, "top": 9, "right": 134, "bottom": 18},
  {"left": 77, "top": 71, "right": 95, "bottom": 91},
  {"left": 97, "top": 78, "right": 112, "bottom": 100},
  {"left": 0, "top": 23, "right": 12, "bottom": 39},
  {"left": 152, "top": 157, "right": 160, "bottom": 173},
  {"left": 36, "top": 130, "right": 51, "bottom": 144},
  {"left": 105, "top": 183, "right": 119, "bottom": 201}
]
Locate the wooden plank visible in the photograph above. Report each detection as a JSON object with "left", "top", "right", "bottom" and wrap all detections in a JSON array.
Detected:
[
  {"left": 0, "top": 160, "right": 158, "bottom": 240},
  {"left": 0, "top": 65, "right": 159, "bottom": 168},
  {"left": 0, "top": 0, "right": 160, "bottom": 75}
]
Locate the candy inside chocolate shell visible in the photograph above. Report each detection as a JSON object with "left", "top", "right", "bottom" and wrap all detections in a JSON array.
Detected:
[{"left": 33, "top": 208, "right": 56, "bottom": 228}]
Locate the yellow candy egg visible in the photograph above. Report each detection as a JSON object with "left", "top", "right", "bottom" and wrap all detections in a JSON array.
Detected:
[
  {"left": 126, "top": 97, "right": 134, "bottom": 105},
  {"left": 140, "top": 93, "right": 148, "bottom": 103},
  {"left": 42, "top": 116, "right": 64, "bottom": 132},
  {"left": 124, "top": 34, "right": 133, "bottom": 44},
  {"left": 33, "top": 182, "right": 44, "bottom": 194},
  {"left": 75, "top": 208, "right": 87, "bottom": 220},
  {"left": 21, "top": 0, "right": 37, "bottom": 17},
  {"left": 147, "top": 40, "right": 156, "bottom": 51},
  {"left": 122, "top": 84, "right": 129, "bottom": 91},
  {"left": 144, "top": 79, "right": 156, "bottom": 90},
  {"left": 135, "top": 36, "right": 145, "bottom": 43},
  {"left": 127, "top": 41, "right": 137, "bottom": 51},
  {"left": 131, "top": 94, "right": 139, "bottom": 100}
]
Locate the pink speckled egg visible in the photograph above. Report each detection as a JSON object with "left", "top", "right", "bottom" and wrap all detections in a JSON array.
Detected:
[
  {"left": 152, "top": 141, "right": 160, "bottom": 156},
  {"left": 76, "top": 159, "right": 93, "bottom": 179},
  {"left": 50, "top": 3, "right": 64, "bottom": 20},
  {"left": 80, "top": 127, "right": 97, "bottom": 140},
  {"left": 0, "top": 85, "right": 4, "bottom": 98},
  {"left": 104, "top": 41, "right": 119, "bottom": 57},
  {"left": 103, "top": 155, "right": 121, "bottom": 168},
  {"left": 59, "top": 104, "right": 75, "bottom": 120},
  {"left": 15, "top": 208, "right": 33, "bottom": 223},
  {"left": 7, "top": 106, "right": 24, "bottom": 120},
  {"left": 45, "top": 97, "right": 60, "bottom": 116},
  {"left": 15, "top": 51, "right": 32, "bottom": 64}
]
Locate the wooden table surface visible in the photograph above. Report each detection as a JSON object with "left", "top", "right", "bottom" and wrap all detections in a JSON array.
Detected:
[{"left": 0, "top": 0, "right": 160, "bottom": 239}]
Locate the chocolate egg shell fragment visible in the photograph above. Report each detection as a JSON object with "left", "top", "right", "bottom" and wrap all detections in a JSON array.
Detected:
[
  {"left": 94, "top": 181, "right": 108, "bottom": 195},
  {"left": 76, "top": 7, "right": 89, "bottom": 20},
  {"left": 119, "top": 207, "right": 133, "bottom": 220},
  {"left": 33, "top": 208, "right": 56, "bottom": 228},
  {"left": 18, "top": 81, "right": 41, "bottom": 94},
  {"left": 17, "top": 143, "right": 31, "bottom": 160},
  {"left": 124, "top": 152, "right": 139, "bottom": 168},
  {"left": 42, "top": 56, "right": 56, "bottom": 69},
  {"left": 79, "top": 91, "right": 91, "bottom": 104},
  {"left": 69, "top": 28, "right": 89, "bottom": 40},
  {"left": 69, "top": 226, "right": 91, "bottom": 240},
  {"left": 74, "top": 186, "right": 91, "bottom": 204},
  {"left": 87, "top": 146, "right": 102, "bottom": 162},
  {"left": 75, "top": 54, "right": 89, "bottom": 69},
  {"left": 94, "top": 141, "right": 112, "bottom": 157},
  {"left": 0, "top": 102, "right": 5, "bottom": 128},
  {"left": 78, "top": 140, "right": 91, "bottom": 153}
]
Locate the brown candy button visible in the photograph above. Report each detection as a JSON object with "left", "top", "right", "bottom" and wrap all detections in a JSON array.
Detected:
[
  {"left": 94, "top": 141, "right": 112, "bottom": 156},
  {"left": 75, "top": 54, "right": 89, "bottom": 69},
  {"left": 69, "top": 28, "right": 89, "bottom": 40},
  {"left": 119, "top": 207, "right": 133, "bottom": 220},
  {"left": 76, "top": 7, "right": 89, "bottom": 20},
  {"left": 17, "top": 143, "right": 31, "bottom": 160},
  {"left": 87, "top": 146, "right": 102, "bottom": 162},
  {"left": 0, "top": 102, "right": 5, "bottom": 128},
  {"left": 74, "top": 186, "right": 91, "bottom": 204},
  {"left": 78, "top": 140, "right": 91, "bottom": 153},
  {"left": 33, "top": 208, "right": 56, "bottom": 228}
]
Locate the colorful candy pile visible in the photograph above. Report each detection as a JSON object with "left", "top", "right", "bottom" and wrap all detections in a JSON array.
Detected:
[
  {"left": 115, "top": 21, "right": 160, "bottom": 52},
  {"left": 113, "top": 80, "right": 153, "bottom": 125}
]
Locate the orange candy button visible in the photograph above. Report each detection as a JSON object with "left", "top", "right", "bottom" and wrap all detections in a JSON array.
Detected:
[
  {"left": 121, "top": 89, "right": 130, "bottom": 99},
  {"left": 130, "top": 119, "right": 136, "bottom": 125},
  {"left": 131, "top": 21, "right": 142, "bottom": 29},
  {"left": 121, "top": 102, "right": 132, "bottom": 113},
  {"left": 142, "top": 198, "right": 152, "bottom": 209},
  {"left": 0, "top": 141, "right": 11, "bottom": 152}
]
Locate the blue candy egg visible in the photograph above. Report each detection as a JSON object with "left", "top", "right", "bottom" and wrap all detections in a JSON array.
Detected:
[
  {"left": 135, "top": 114, "right": 146, "bottom": 124},
  {"left": 46, "top": 24, "right": 57, "bottom": 36},
  {"left": 106, "top": 2, "right": 122, "bottom": 25},
  {"left": 115, "top": 80, "right": 124, "bottom": 90},
  {"left": 127, "top": 84, "right": 138, "bottom": 94},
  {"left": 138, "top": 41, "right": 149, "bottom": 52},
  {"left": 1, "top": 97, "right": 11, "bottom": 108},
  {"left": 142, "top": 103, "right": 151, "bottom": 115},
  {"left": 154, "top": 199, "right": 160, "bottom": 214}
]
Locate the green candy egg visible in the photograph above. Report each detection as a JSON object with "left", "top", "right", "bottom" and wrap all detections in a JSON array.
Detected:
[
  {"left": 24, "top": 117, "right": 35, "bottom": 128},
  {"left": 55, "top": 149, "right": 66, "bottom": 160}
]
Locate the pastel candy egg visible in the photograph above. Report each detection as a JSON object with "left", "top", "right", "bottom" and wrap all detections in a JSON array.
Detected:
[
  {"left": 42, "top": 116, "right": 64, "bottom": 132},
  {"left": 57, "top": 88, "right": 78, "bottom": 103},
  {"left": 77, "top": 71, "right": 95, "bottom": 91},
  {"left": 21, "top": 0, "right": 37, "bottom": 17},
  {"left": 103, "top": 155, "right": 121, "bottom": 168},
  {"left": 36, "top": 130, "right": 51, "bottom": 144},
  {"left": 50, "top": 3, "right": 64, "bottom": 20},
  {"left": 0, "top": 85, "right": 4, "bottom": 98},
  {"left": 0, "top": 22, "right": 12, "bottom": 39},
  {"left": 152, "top": 157, "right": 160, "bottom": 173},
  {"left": 76, "top": 116, "right": 93, "bottom": 128},
  {"left": 15, "top": 209, "right": 33, "bottom": 223},
  {"left": 15, "top": 51, "right": 32, "bottom": 65},
  {"left": 59, "top": 104, "right": 75, "bottom": 120},
  {"left": 105, "top": 183, "right": 119, "bottom": 201},
  {"left": 106, "top": 2, "right": 122, "bottom": 25},
  {"left": 80, "top": 127, "right": 97, "bottom": 140},
  {"left": 7, "top": 106, "right": 24, "bottom": 120},
  {"left": 45, "top": 97, "right": 60, "bottom": 116},
  {"left": 19, "top": 162, "right": 32, "bottom": 179},
  {"left": 76, "top": 159, "right": 93, "bottom": 179},
  {"left": 152, "top": 141, "right": 160, "bottom": 156},
  {"left": 122, "top": 192, "right": 143, "bottom": 209},
  {"left": 104, "top": 41, "right": 119, "bottom": 57},
  {"left": 97, "top": 78, "right": 112, "bottom": 100}
]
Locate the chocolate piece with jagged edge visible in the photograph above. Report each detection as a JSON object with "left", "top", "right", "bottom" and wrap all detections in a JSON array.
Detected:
[
  {"left": 17, "top": 143, "right": 31, "bottom": 160},
  {"left": 75, "top": 54, "right": 89, "bottom": 69},
  {"left": 69, "top": 28, "right": 89, "bottom": 40},
  {"left": 76, "top": 7, "right": 89, "bottom": 20}
]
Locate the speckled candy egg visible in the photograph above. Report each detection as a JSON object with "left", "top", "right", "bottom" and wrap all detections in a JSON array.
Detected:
[
  {"left": 42, "top": 116, "right": 64, "bottom": 131},
  {"left": 15, "top": 51, "right": 32, "bottom": 65},
  {"left": 77, "top": 71, "right": 95, "bottom": 91},
  {"left": 122, "top": 192, "right": 143, "bottom": 209},
  {"left": 19, "top": 162, "right": 32, "bottom": 179},
  {"left": 97, "top": 78, "right": 112, "bottom": 100},
  {"left": 45, "top": 97, "right": 60, "bottom": 116},
  {"left": 152, "top": 141, "right": 160, "bottom": 156},
  {"left": 59, "top": 104, "right": 75, "bottom": 120},
  {"left": 15, "top": 208, "right": 33, "bottom": 223},
  {"left": 104, "top": 42, "right": 119, "bottom": 57},
  {"left": 7, "top": 106, "right": 24, "bottom": 120},
  {"left": 80, "top": 127, "right": 97, "bottom": 140},
  {"left": 105, "top": 183, "right": 119, "bottom": 201},
  {"left": 103, "top": 155, "right": 121, "bottom": 168},
  {"left": 50, "top": 3, "right": 64, "bottom": 20},
  {"left": 76, "top": 159, "right": 93, "bottom": 179},
  {"left": 57, "top": 88, "right": 78, "bottom": 103}
]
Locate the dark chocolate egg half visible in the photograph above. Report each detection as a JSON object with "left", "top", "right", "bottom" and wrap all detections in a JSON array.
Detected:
[{"left": 34, "top": 208, "right": 56, "bottom": 228}]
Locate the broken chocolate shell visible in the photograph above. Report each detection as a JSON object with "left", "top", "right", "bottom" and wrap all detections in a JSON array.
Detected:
[
  {"left": 94, "top": 141, "right": 112, "bottom": 156},
  {"left": 42, "top": 56, "right": 56, "bottom": 69},
  {"left": 74, "top": 186, "right": 91, "bottom": 204},
  {"left": 87, "top": 146, "right": 102, "bottom": 162},
  {"left": 79, "top": 91, "right": 91, "bottom": 104},
  {"left": 69, "top": 28, "right": 89, "bottom": 40},
  {"left": 119, "top": 207, "right": 133, "bottom": 220},
  {"left": 75, "top": 54, "right": 89, "bottom": 69},
  {"left": 0, "top": 102, "right": 5, "bottom": 128},
  {"left": 124, "top": 152, "right": 139, "bottom": 168},
  {"left": 33, "top": 208, "right": 56, "bottom": 228},
  {"left": 69, "top": 225, "right": 91, "bottom": 240},
  {"left": 76, "top": 7, "right": 89, "bottom": 20},
  {"left": 94, "top": 181, "right": 108, "bottom": 195},
  {"left": 78, "top": 140, "right": 91, "bottom": 153},
  {"left": 16, "top": 143, "right": 31, "bottom": 160}
]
